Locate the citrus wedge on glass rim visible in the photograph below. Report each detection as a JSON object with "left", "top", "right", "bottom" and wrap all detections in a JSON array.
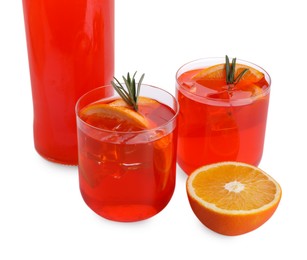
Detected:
[{"left": 186, "top": 161, "right": 282, "bottom": 236}]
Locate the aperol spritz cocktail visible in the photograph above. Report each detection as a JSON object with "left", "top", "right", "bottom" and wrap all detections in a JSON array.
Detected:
[
  {"left": 176, "top": 57, "right": 271, "bottom": 174},
  {"left": 76, "top": 84, "right": 178, "bottom": 221}
]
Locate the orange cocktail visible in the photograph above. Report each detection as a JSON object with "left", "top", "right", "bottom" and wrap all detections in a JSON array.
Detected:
[
  {"left": 22, "top": 0, "right": 114, "bottom": 164},
  {"left": 76, "top": 82, "right": 178, "bottom": 222},
  {"left": 176, "top": 57, "right": 271, "bottom": 174}
]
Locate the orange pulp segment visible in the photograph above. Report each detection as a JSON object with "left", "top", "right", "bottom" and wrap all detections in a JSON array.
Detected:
[{"left": 186, "top": 161, "right": 282, "bottom": 236}]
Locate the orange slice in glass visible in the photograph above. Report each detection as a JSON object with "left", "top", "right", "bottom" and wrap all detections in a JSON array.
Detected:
[
  {"left": 80, "top": 102, "right": 149, "bottom": 131},
  {"left": 193, "top": 63, "right": 264, "bottom": 83},
  {"left": 186, "top": 161, "right": 282, "bottom": 236},
  {"left": 193, "top": 63, "right": 265, "bottom": 97}
]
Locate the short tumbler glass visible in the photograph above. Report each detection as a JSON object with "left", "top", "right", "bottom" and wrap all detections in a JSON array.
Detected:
[
  {"left": 76, "top": 84, "right": 178, "bottom": 222},
  {"left": 176, "top": 57, "right": 271, "bottom": 174}
]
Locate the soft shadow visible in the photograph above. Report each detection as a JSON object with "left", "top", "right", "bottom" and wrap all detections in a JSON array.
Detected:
[{"left": 176, "top": 164, "right": 188, "bottom": 182}]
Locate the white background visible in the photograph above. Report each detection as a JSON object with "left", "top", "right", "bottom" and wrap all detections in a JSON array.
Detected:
[{"left": 1, "top": 0, "right": 306, "bottom": 259}]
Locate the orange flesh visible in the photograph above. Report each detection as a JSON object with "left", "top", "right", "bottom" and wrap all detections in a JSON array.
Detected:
[
  {"left": 186, "top": 162, "right": 282, "bottom": 235},
  {"left": 192, "top": 164, "right": 277, "bottom": 211}
]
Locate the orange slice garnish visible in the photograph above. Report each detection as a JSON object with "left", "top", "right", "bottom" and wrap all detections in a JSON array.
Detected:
[
  {"left": 191, "top": 63, "right": 266, "bottom": 98},
  {"left": 186, "top": 161, "right": 282, "bottom": 236},
  {"left": 80, "top": 102, "right": 149, "bottom": 131},
  {"left": 193, "top": 63, "right": 264, "bottom": 83}
]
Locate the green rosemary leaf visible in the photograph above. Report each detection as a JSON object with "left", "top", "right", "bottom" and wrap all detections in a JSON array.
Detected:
[
  {"left": 231, "top": 58, "right": 236, "bottom": 83},
  {"left": 111, "top": 81, "right": 131, "bottom": 105},
  {"left": 122, "top": 76, "right": 131, "bottom": 96},
  {"left": 234, "top": 68, "right": 249, "bottom": 84},
  {"left": 132, "top": 77, "right": 136, "bottom": 102},
  {"left": 137, "top": 73, "right": 145, "bottom": 99},
  {"left": 226, "top": 55, "right": 230, "bottom": 84},
  {"left": 113, "top": 77, "right": 130, "bottom": 98},
  {"left": 111, "top": 72, "right": 145, "bottom": 112},
  {"left": 225, "top": 55, "right": 249, "bottom": 86}
]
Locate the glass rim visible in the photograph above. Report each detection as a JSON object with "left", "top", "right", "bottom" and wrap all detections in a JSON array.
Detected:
[
  {"left": 76, "top": 84, "right": 179, "bottom": 135},
  {"left": 175, "top": 57, "right": 271, "bottom": 105}
]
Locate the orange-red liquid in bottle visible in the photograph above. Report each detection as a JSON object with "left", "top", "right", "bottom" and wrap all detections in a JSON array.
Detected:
[{"left": 22, "top": 0, "right": 114, "bottom": 164}]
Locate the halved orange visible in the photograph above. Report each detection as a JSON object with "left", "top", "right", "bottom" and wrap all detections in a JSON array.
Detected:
[
  {"left": 80, "top": 102, "right": 149, "bottom": 131},
  {"left": 186, "top": 161, "right": 282, "bottom": 236}
]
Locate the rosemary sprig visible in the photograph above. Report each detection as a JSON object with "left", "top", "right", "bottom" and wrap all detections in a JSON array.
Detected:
[
  {"left": 111, "top": 72, "right": 145, "bottom": 111},
  {"left": 225, "top": 55, "right": 249, "bottom": 86}
]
